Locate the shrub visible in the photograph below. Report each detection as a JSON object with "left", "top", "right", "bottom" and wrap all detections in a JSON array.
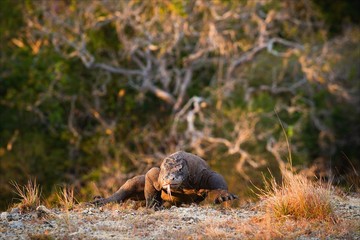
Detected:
[
  {"left": 10, "top": 179, "right": 41, "bottom": 212},
  {"left": 56, "top": 186, "right": 77, "bottom": 211},
  {"left": 259, "top": 172, "right": 335, "bottom": 221}
]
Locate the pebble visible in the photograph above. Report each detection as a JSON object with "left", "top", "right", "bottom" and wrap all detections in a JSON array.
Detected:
[
  {"left": 44, "top": 220, "right": 56, "bottom": 228},
  {"left": 36, "top": 205, "right": 53, "bottom": 218},
  {"left": 7, "top": 213, "right": 21, "bottom": 221},
  {"left": 10, "top": 207, "right": 20, "bottom": 214},
  {"left": 36, "top": 205, "right": 51, "bottom": 214},
  {"left": 9, "top": 220, "right": 24, "bottom": 229},
  {"left": 1, "top": 212, "right": 8, "bottom": 221},
  {"left": 173, "top": 225, "right": 182, "bottom": 230}
]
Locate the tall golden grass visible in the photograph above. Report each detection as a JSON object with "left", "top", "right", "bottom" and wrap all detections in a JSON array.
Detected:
[
  {"left": 258, "top": 112, "right": 335, "bottom": 222},
  {"left": 10, "top": 179, "right": 41, "bottom": 212},
  {"left": 56, "top": 186, "right": 77, "bottom": 211},
  {"left": 259, "top": 172, "right": 335, "bottom": 221}
]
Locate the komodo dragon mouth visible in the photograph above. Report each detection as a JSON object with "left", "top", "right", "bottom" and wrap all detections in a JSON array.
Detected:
[{"left": 159, "top": 156, "right": 190, "bottom": 199}]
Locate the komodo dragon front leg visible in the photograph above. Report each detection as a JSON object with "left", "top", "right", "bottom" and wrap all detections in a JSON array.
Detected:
[
  {"left": 200, "top": 171, "right": 238, "bottom": 204},
  {"left": 144, "top": 167, "right": 163, "bottom": 208},
  {"left": 91, "top": 175, "right": 146, "bottom": 206}
]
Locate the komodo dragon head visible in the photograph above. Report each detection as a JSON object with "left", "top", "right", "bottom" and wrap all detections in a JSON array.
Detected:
[{"left": 159, "top": 156, "right": 189, "bottom": 191}]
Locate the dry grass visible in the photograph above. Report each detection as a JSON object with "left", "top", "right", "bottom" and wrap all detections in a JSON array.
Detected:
[
  {"left": 203, "top": 221, "right": 230, "bottom": 239},
  {"left": 10, "top": 179, "right": 41, "bottom": 212},
  {"left": 343, "top": 155, "right": 360, "bottom": 192},
  {"left": 28, "top": 233, "right": 54, "bottom": 240},
  {"left": 258, "top": 172, "right": 335, "bottom": 221},
  {"left": 257, "top": 113, "right": 335, "bottom": 221},
  {"left": 56, "top": 186, "right": 77, "bottom": 211},
  {"left": 345, "top": 171, "right": 360, "bottom": 192},
  {"left": 239, "top": 215, "right": 356, "bottom": 240}
]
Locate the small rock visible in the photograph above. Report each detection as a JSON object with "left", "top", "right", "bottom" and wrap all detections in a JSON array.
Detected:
[
  {"left": 10, "top": 207, "right": 20, "bottom": 214},
  {"left": 37, "top": 205, "right": 51, "bottom": 213},
  {"left": 83, "top": 208, "right": 96, "bottom": 215},
  {"left": 9, "top": 220, "right": 24, "bottom": 229},
  {"left": 44, "top": 220, "right": 56, "bottom": 228},
  {"left": 1, "top": 212, "right": 8, "bottom": 221},
  {"left": 7, "top": 213, "right": 21, "bottom": 221},
  {"left": 182, "top": 216, "right": 198, "bottom": 224},
  {"left": 36, "top": 205, "right": 52, "bottom": 218},
  {"left": 69, "top": 231, "right": 79, "bottom": 236}
]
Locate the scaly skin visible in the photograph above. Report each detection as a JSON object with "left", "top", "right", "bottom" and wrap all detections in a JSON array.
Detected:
[{"left": 91, "top": 151, "right": 237, "bottom": 208}]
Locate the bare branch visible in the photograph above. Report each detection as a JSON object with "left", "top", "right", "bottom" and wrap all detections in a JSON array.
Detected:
[{"left": 93, "top": 63, "right": 142, "bottom": 75}]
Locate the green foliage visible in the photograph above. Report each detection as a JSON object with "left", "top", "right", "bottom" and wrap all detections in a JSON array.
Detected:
[
  {"left": 0, "top": 0, "right": 359, "bottom": 210},
  {"left": 314, "top": 0, "right": 360, "bottom": 34}
]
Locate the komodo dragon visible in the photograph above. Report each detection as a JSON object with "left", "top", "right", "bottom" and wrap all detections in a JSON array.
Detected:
[{"left": 91, "top": 151, "right": 237, "bottom": 208}]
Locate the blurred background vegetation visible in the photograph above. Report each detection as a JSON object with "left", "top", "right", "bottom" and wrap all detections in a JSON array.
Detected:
[{"left": 0, "top": 0, "right": 359, "bottom": 210}]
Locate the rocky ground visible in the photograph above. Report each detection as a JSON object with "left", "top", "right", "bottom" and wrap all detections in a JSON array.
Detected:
[{"left": 1, "top": 194, "right": 359, "bottom": 240}]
